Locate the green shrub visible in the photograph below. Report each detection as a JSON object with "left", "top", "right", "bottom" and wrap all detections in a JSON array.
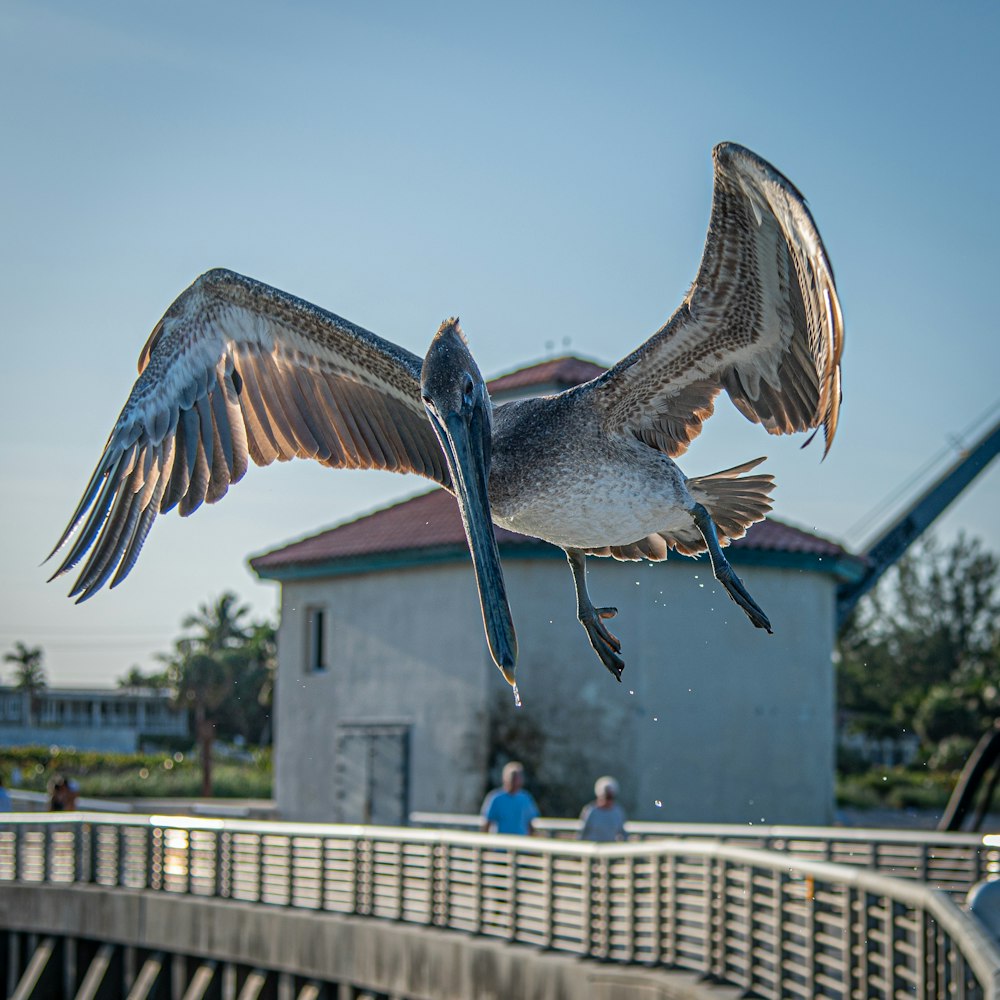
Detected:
[
  {"left": 836, "top": 765, "right": 956, "bottom": 812},
  {"left": 2, "top": 746, "right": 271, "bottom": 799}
]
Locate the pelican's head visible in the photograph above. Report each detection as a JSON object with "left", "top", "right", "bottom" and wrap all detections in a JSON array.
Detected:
[{"left": 422, "top": 319, "right": 518, "bottom": 687}]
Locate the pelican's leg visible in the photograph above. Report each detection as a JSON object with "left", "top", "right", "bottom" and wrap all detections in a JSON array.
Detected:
[
  {"left": 690, "top": 503, "right": 773, "bottom": 633},
  {"left": 566, "top": 548, "right": 625, "bottom": 681}
]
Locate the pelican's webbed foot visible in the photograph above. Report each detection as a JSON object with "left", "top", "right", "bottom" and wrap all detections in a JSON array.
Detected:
[
  {"left": 690, "top": 503, "right": 773, "bottom": 633},
  {"left": 566, "top": 548, "right": 625, "bottom": 680}
]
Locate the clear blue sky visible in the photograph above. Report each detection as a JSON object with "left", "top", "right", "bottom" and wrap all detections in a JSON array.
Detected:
[{"left": 2, "top": 1, "right": 998, "bottom": 686}]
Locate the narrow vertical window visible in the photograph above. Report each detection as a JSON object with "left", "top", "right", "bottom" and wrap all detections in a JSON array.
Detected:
[{"left": 305, "top": 606, "right": 328, "bottom": 673}]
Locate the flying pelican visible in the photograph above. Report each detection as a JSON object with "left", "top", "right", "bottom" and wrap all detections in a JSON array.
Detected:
[{"left": 48, "top": 143, "right": 843, "bottom": 694}]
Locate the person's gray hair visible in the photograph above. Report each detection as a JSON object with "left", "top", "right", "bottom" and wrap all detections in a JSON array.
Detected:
[
  {"left": 594, "top": 775, "right": 618, "bottom": 798},
  {"left": 502, "top": 761, "right": 524, "bottom": 783}
]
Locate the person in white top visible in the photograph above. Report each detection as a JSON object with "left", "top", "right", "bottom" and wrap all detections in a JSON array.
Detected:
[{"left": 578, "top": 776, "right": 627, "bottom": 842}]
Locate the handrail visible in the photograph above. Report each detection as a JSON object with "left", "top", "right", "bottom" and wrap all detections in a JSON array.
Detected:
[
  {"left": 413, "top": 811, "right": 1000, "bottom": 895},
  {"left": 2, "top": 813, "right": 998, "bottom": 998}
]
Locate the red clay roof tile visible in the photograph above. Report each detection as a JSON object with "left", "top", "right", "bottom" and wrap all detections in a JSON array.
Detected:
[{"left": 487, "top": 356, "right": 605, "bottom": 396}]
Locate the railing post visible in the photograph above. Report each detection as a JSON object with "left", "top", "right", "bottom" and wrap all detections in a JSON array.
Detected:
[
  {"left": 435, "top": 842, "right": 450, "bottom": 929},
  {"left": 88, "top": 823, "right": 99, "bottom": 885},
  {"left": 212, "top": 830, "right": 227, "bottom": 899},
  {"left": 854, "top": 887, "right": 870, "bottom": 1000},
  {"left": 707, "top": 855, "right": 725, "bottom": 982},
  {"left": 472, "top": 842, "right": 482, "bottom": 936},
  {"left": 883, "top": 895, "right": 897, "bottom": 999},
  {"left": 507, "top": 850, "right": 518, "bottom": 942},
  {"left": 580, "top": 853, "right": 592, "bottom": 957},
  {"left": 804, "top": 873, "right": 817, "bottom": 1000},
  {"left": 395, "top": 841, "right": 405, "bottom": 922},
  {"left": 773, "top": 866, "right": 787, "bottom": 998},
  {"left": 701, "top": 856, "right": 719, "bottom": 979},
  {"left": 623, "top": 855, "right": 635, "bottom": 963},
  {"left": 185, "top": 826, "right": 194, "bottom": 897},
  {"left": 597, "top": 854, "right": 610, "bottom": 960},
  {"left": 353, "top": 836, "right": 371, "bottom": 916},
  {"left": 43, "top": 824, "right": 52, "bottom": 884},
  {"left": 255, "top": 832, "right": 263, "bottom": 904},
  {"left": 542, "top": 851, "right": 554, "bottom": 951},
  {"left": 663, "top": 853, "right": 677, "bottom": 968},
  {"left": 741, "top": 859, "right": 755, "bottom": 995},
  {"left": 143, "top": 823, "right": 154, "bottom": 891},
  {"left": 319, "top": 835, "right": 329, "bottom": 912},
  {"left": 12, "top": 824, "right": 21, "bottom": 883},
  {"left": 73, "top": 822, "right": 85, "bottom": 884},
  {"left": 648, "top": 850, "right": 662, "bottom": 967}
]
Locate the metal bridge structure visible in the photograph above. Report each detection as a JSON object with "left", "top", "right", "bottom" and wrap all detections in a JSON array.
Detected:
[
  {"left": 836, "top": 408, "right": 1000, "bottom": 629},
  {"left": 2, "top": 813, "right": 999, "bottom": 999}
]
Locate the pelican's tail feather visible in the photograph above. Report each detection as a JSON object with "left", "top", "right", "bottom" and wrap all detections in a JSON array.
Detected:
[{"left": 677, "top": 456, "right": 775, "bottom": 555}]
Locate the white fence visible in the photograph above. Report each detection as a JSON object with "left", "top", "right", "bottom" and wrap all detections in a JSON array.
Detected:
[{"left": 2, "top": 813, "right": 999, "bottom": 999}]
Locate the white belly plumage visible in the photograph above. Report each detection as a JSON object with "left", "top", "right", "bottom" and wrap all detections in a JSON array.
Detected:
[{"left": 490, "top": 460, "right": 694, "bottom": 550}]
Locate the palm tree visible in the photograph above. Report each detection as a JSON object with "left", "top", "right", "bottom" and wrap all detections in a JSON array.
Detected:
[
  {"left": 163, "top": 593, "right": 252, "bottom": 797},
  {"left": 4, "top": 642, "right": 47, "bottom": 724},
  {"left": 183, "top": 592, "right": 252, "bottom": 652}
]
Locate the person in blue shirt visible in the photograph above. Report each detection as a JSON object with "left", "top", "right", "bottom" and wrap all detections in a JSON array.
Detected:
[{"left": 480, "top": 761, "right": 539, "bottom": 835}]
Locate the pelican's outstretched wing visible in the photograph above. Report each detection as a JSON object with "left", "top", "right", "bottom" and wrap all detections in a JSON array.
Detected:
[
  {"left": 592, "top": 142, "right": 844, "bottom": 458},
  {"left": 48, "top": 269, "right": 449, "bottom": 601}
]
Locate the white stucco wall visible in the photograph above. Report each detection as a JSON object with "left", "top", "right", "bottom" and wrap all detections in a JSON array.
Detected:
[
  {"left": 274, "top": 551, "right": 836, "bottom": 825},
  {"left": 275, "top": 562, "right": 497, "bottom": 822}
]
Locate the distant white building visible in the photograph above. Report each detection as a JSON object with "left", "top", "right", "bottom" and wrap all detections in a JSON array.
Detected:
[
  {"left": 251, "top": 358, "right": 864, "bottom": 826},
  {"left": 0, "top": 685, "right": 189, "bottom": 753}
]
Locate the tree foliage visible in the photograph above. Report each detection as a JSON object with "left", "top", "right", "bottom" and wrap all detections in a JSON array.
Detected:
[
  {"left": 4, "top": 641, "right": 47, "bottom": 692},
  {"left": 838, "top": 532, "right": 1000, "bottom": 751},
  {"left": 153, "top": 592, "right": 276, "bottom": 796},
  {"left": 117, "top": 665, "right": 170, "bottom": 690},
  {"left": 4, "top": 641, "right": 47, "bottom": 724}
]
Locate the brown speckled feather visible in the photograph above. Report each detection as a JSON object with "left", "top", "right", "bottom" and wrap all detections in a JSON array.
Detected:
[
  {"left": 48, "top": 269, "right": 449, "bottom": 601},
  {"left": 590, "top": 143, "right": 843, "bottom": 459}
]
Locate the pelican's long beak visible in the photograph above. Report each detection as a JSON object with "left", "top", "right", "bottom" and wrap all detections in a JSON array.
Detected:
[{"left": 434, "top": 406, "right": 518, "bottom": 685}]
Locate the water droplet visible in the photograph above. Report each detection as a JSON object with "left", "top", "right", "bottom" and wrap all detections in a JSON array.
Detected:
[
  {"left": 654, "top": 800, "right": 662, "bottom": 808},
  {"left": 628, "top": 689, "right": 634, "bottom": 695},
  {"left": 699, "top": 583, "right": 705, "bottom": 588},
  {"left": 512, "top": 684, "right": 522, "bottom": 708},
  {"left": 653, "top": 716, "right": 658, "bottom": 722}
]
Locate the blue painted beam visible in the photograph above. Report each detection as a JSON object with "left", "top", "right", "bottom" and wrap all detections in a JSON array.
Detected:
[{"left": 836, "top": 416, "right": 1000, "bottom": 629}]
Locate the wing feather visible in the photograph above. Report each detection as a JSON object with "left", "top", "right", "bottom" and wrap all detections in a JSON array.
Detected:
[
  {"left": 49, "top": 268, "right": 449, "bottom": 600},
  {"left": 593, "top": 143, "right": 844, "bottom": 458}
]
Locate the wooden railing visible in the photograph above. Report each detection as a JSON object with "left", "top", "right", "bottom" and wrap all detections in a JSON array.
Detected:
[{"left": 2, "top": 813, "right": 999, "bottom": 999}]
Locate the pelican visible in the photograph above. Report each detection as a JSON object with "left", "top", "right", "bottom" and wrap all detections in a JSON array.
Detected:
[{"left": 48, "top": 143, "right": 843, "bottom": 694}]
